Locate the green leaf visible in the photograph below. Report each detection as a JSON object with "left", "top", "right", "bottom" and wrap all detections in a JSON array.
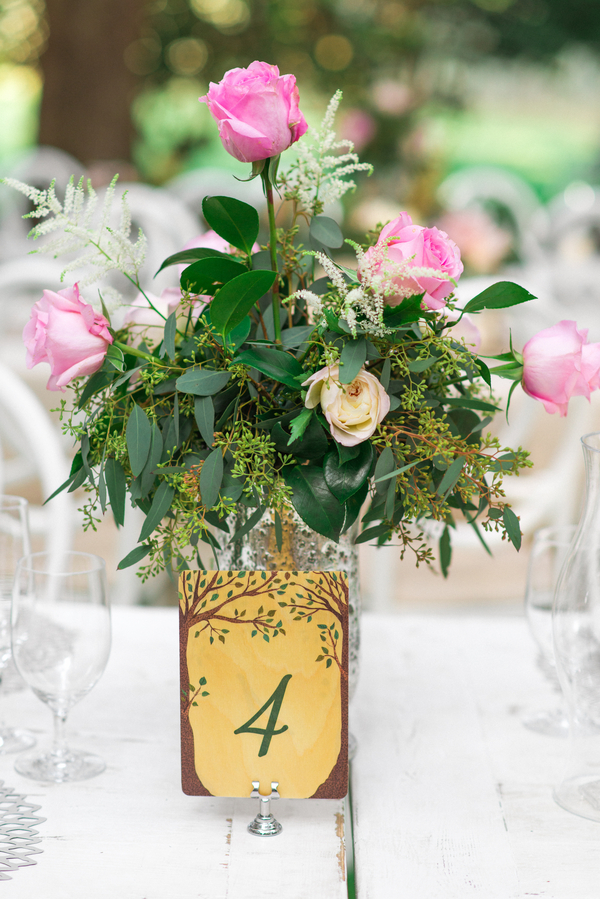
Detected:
[
  {"left": 380, "top": 357, "right": 391, "bottom": 391},
  {"left": 180, "top": 256, "right": 246, "bottom": 295},
  {"left": 176, "top": 368, "right": 231, "bottom": 395},
  {"left": 199, "top": 447, "right": 223, "bottom": 509},
  {"left": 281, "top": 325, "right": 315, "bottom": 350},
  {"left": 274, "top": 510, "right": 283, "bottom": 552},
  {"left": 227, "top": 316, "right": 252, "bottom": 353},
  {"left": 443, "top": 397, "right": 499, "bottom": 413},
  {"left": 339, "top": 337, "right": 367, "bottom": 384},
  {"left": 138, "top": 481, "right": 175, "bottom": 542},
  {"left": 309, "top": 215, "right": 344, "bottom": 249},
  {"left": 374, "top": 446, "right": 395, "bottom": 495},
  {"left": 355, "top": 523, "right": 391, "bottom": 544},
  {"left": 236, "top": 345, "right": 303, "bottom": 388},
  {"left": 194, "top": 395, "right": 214, "bottom": 447},
  {"left": 210, "top": 270, "right": 277, "bottom": 336},
  {"left": 503, "top": 505, "right": 522, "bottom": 551},
  {"left": 202, "top": 196, "right": 259, "bottom": 255},
  {"left": 342, "top": 480, "right": 369, "bottom": 533},
  {"left": 382, "top": 294, "right": 425, "bottom": 327},
  {"left": 161, "top": 311, "right": 177, "bottom": 361},
  {"left": 230, "top": 506, "right": 266, "bottom": 542},
  {"left": 283, "top": 465, "right": 345, "bottom": 540},
  {"left": 287, "top": 407, "right": 313, "bottom": 444},
  {"left": 105, "top": 458, "right": 127, "bottom": 527},
  {"left": 324, "top": 441, "right": 373, "bottom": 503},
  {"left": 126, "top": 404, "right": 152, "bottom": 477},
  {"left": 439, "top": 525, "right": 452, "bottom": 578},
  {"left": 140, "top": 422, "right": 163, "bottom": 497},
  {"left": 436, "top": 456, "right": 466, "bottom": 496},
  {"left": 407, "top": 356, "right": 436, "bottom": 373},
  {"left": 155, "top": 246, "right": 228, "bottom": 275},
  {"left": 117, "top": 544, "right": 152, "bottom": 569},
  {"left": 272, "top": 416, "right": 328, "bottom": 461},
  {"left": 463, "top": 281, "right": 536, "bottom": 314},
  {"left": 78, "top": 370, "right": 115, "bottom": 409}
]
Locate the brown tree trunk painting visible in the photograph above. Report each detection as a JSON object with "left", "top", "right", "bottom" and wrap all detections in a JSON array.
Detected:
[{"left": 38, "top": 0, "right": 145, "bottom": 165}]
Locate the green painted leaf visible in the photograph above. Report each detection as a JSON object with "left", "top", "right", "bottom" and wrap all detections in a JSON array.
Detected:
[
  {"left": 283, "top": 465, "right": 345, "bottom": 540},
  {"left": 138, "top": 481, "right": 175, "bottom": 543},
  {"left": 117, "top": 544, "right": 152, "bottom": 569},
  {"left": 324, "top": 441, "right": 373, "bottom": 503},
  {"left": 202, "top": 196, "right": 259, "bottom": 255},
  {"left": 503, "top": 505, "right": 522, "bottom": 551},
  {"left": 463, "top": 281, "right": 536, "bottom": 314},
  {"left": 309, "top": 215, "right": 344, "bottom": 249},
  {"left": 176, "top": 368, "right": 231, "bottom": 395},
  {"left": 210, "top": 270, "right": 277, "bottom": 336},
  {"left": 194, "top": 395, "right": 214, "bottom": 446},
  {"left": 104, "top": 458, "right": 127, "bottom": 527},
  {"left": 236, "top": 345, "right": 303, "bottom": 388},
  {"left": 180, "top": 256, "right": 246, "bottom": 295},
  {"left": 339, "top": 337, "right": 368, "bottom": 384},
  {"left": 199, "top": 448, "right": 223, "bottom": 509},
  {"left": 126, "top": 404, "right": 152, "bottom": 477},
  {"left": 155, "top": 246, "right": 228, "bottom": 275}
]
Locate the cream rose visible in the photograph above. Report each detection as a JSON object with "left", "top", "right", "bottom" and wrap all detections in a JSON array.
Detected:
[{"left": 302, "top": 364, "right": 390, "bottom": 447}]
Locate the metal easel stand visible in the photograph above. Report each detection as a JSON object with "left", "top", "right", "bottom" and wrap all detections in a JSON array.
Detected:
[{"left": 248, "top": 781, "right": 282, "bottom": 837}]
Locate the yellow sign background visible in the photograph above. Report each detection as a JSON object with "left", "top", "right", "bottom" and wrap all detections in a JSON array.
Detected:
[{"left": 180, "top": 570, "right": 347, "bottom": 798}]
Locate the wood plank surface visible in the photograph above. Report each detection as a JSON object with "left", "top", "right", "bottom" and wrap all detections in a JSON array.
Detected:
[
  {"left": 351, "top": 614, "right": 600, "bottom": 898},
  {"left": 0, "top": 607, "right": 347, "bottom": 899}
]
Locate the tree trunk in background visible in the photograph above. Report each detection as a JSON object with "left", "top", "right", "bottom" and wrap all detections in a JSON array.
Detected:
[{"left": 38, "top": 0, "right": 145, "bottom": 165}]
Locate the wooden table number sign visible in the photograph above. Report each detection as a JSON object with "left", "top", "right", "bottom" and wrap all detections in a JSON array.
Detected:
[{"left": 179, "top": 569, "right": 349, "bottom": 834}]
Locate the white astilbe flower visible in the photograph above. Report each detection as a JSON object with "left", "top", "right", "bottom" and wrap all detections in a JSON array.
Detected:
[
  {"left": 289, "top": 289, "right": 324, "bottom": 315},
  {"left": 283, "top": 90, "right": 373, "bottom": 215},
  {"left": 3, "top": 175, "right": 146, "bottom": 301}
]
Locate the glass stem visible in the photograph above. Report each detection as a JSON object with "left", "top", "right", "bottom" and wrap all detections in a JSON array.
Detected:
[{"left": 52, "top": 711, "right": 68, "bottom": 758}]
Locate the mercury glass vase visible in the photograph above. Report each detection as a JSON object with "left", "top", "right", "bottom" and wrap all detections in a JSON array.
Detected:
[
  {"left": 553, "top": 432, "right": 600, "bottom": 821},
  {"left": 217, "top": 506, "right": 361, "bottom": 702}
]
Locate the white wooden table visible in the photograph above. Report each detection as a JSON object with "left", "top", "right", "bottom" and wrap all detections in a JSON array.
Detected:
[{"left": 1, "top": 608, "right": 600, "bottom": 898}]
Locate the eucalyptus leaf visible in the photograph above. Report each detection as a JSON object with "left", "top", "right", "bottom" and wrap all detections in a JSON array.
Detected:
[
  {"left": 503, "top": 505, "right": 522, "bottom": 551},
  {"left": 126, "top": 404, "right": 152, "bottom": 477},
  {"left": 194, "top": 395, "right": 214, "bottom": 447},
  {"left": 105, "top": 458, "right": 127, "bottom": 527},
  {"left": 339, "top": 338, "right": 367, "bottom": 384},
  {"left": 117, "top": 544, "right": 152, "bottom": 569},
  {"left": 374, "top": 446, "right": 395, "bottom": 496},
  {"left": 161, "top": 311, "right": 177, "bottom": 361},
  {"left": 199, "top": 448, "right": 223, "bottom": 509},
  {"left": 309, "top": 215, "right": 344, "bottom": 249},
  {"left": 176, "top": 368, "right": 231, "bottom": 396},
  {"left": 140, "top": 422, "right": 163, "bottom": 497},
  {"left": 139, "top": 481, "right": 175, "bottom": 543}
]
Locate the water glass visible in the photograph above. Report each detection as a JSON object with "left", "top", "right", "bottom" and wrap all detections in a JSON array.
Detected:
[{"left": 11, "top": 551, "right": 111, "bottom": 782}]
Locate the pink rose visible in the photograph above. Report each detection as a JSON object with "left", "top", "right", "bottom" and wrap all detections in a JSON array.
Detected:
[
  {"left": 302, "top": 365, "right": 390, "bottom": 447},
  {"left": 23, "top": 284, "right": 112, "bottom": 391},
  {"left": 200, "top": 61, "right": 308, "bottom": 164},
  {"left": 359, "top": 212, "right": 463, "bottom": 311},
  {"left": 522, "top": 320, "right": 600, "bottom": 416}
]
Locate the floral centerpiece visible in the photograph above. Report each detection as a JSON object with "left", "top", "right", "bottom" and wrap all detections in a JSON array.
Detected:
[{"left": 5, "top": 61, "right": 599, "bottom": 581}]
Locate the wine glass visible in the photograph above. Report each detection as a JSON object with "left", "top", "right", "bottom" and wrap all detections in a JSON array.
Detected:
[
  {"left": 11, "top": 551, "right": 111, "bottom": 782},
  {"left": 0, "top": 495, "right": 35, "bottom": 752},
  {"left": 522, "top": 524, "right": 575, "bottom": 737}
]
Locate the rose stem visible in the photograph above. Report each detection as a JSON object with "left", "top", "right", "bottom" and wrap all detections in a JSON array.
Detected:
[{"left": 261, "top": 161, "right": 282, "bottom": 345}]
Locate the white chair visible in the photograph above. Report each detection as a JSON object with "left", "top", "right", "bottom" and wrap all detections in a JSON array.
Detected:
[{"left": 0, "top": 360, "right": 74, "bottom": 559}]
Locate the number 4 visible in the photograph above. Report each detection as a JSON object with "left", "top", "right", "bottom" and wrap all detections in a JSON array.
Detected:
[{"left": 234, "top": 674, "right": 292, "bottom": 757}]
